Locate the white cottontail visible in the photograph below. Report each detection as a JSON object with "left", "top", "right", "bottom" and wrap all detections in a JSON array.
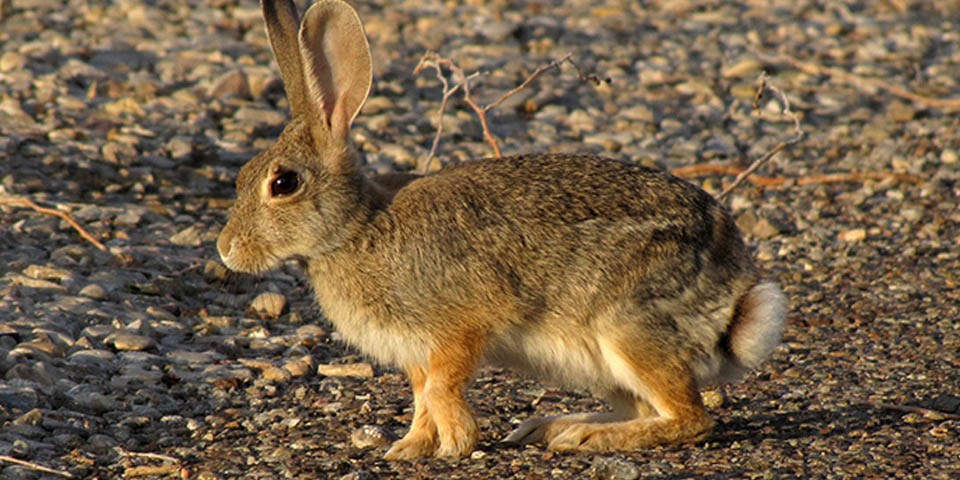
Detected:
[{"left": 217, "top": 0, "right": 787, "bottom": 460}]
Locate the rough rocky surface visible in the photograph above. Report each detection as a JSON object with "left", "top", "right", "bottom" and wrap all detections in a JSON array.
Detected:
[{"left": 1, "top": 0, "right": 958, "bottom": 478}]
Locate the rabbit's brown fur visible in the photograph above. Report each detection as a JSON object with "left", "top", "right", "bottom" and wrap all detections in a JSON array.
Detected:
[{"left": 218, "top": 0, "right": 787, "bottom": 459}]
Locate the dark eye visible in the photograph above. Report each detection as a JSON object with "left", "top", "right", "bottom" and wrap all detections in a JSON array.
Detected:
[{"left": 270, "top": 170, "right": 301, "bottom": 197}]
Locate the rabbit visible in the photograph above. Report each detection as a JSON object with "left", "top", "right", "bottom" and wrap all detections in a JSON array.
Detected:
[{"left": 217, "top": 0, "right": 787, "bottom": 460}]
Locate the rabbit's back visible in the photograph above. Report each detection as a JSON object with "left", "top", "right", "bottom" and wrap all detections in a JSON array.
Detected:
[{"left": 382, "top": 154, "right": 756, "bottom": 304}]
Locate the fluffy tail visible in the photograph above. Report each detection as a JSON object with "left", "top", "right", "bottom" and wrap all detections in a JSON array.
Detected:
[{"left": 719, "top": 282, "right": 787, "bottom": 381}]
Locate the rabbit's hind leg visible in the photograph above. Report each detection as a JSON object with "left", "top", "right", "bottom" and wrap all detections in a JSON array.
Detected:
[
  {"left": 547, "top": 336, "right": 713, "bottom": 451},
  {"left": 385, "top": 366, "right": 438, "bottom": 460},
  {"left": 502, "top": 388, "right": 651, "bottom": 446}
]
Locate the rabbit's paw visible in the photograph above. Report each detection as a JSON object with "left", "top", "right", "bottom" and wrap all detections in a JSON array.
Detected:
[
  {"left": 502, "top": 417, "right": 554, "bottom": 445},
  {"left": 434, "top": 422, "right": 478, "bottom": 457},
  {"left": 547, "top": 423, "right": 612, "bottom": 452},
  {"left": 384, "top": 435, "right": 437, "bottom": 460}
]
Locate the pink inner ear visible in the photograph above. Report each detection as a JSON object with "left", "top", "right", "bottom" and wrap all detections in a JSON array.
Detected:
[{"left": 298, "top": 1, "right": 372, "bottom": 143}]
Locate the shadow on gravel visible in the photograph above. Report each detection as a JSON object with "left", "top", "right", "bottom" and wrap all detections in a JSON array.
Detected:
[{"left": 712, "top": 404, "right": 902, "bottom": 444}]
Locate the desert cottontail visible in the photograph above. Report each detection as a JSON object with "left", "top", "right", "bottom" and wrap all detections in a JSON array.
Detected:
[{"left": 217, "top": 0, "right": 787, "bottom": 460}]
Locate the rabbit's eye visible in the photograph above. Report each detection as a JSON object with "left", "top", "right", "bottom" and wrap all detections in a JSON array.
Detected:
[{"left": 270, "top": 170, "right": 301, "bottom": 197}]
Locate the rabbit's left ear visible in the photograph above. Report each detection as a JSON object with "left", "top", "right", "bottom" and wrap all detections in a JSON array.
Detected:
[{"left": 298, "top": 0, "right": 372, "bottom": 143}]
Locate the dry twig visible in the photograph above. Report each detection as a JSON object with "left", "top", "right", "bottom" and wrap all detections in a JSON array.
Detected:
[
  {"left": 115, "top": 447, "right": 180, "bottom": 465},
  {"left": 758, "top": 51, "right": 960, "bottom": 111},
  {"left": 123, "top": 464, "right": 181, "bottom": 478},
  {"left": 0, "top": 455, "right": 74, "bottom": 478},
  {"left": 670, "top": 164, "right": 921, "bottom": 188},
  {"left": 716, "top": 72, "right": 804, "bottom": 201},
  {"left": 414, "top": 52, "right": 601, "bottom": 166},
  {"left": 868, "top": 401, "right": 960, "bottom": 420},
  {"left": 115, "top": 447, "right": 182, "bottom": 478},
  {"left": 0, "top": 194, "right": 108, "bottom": 252}
]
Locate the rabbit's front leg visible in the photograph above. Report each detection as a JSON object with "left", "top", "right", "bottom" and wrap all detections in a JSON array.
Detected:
[
  {"left": 385, "top": 366, "right": 437, "bottom": 460},
  {"left": 422, "top": 338, "right": 483, "bottom": 457}
]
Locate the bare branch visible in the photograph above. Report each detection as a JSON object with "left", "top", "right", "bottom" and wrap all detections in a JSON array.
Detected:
[
  {"left": 868, "top": 401, "right": 960, "bottom": 420},
  {"left": 414, "top": 52, "right": 599, "bottom": 163},
  {"left": 671, "top": 164, "right": 921, "bottom": 188},
  {"left": 0, "top": 455, "right": 74, "bottom": 478},
  {"left": 0, "top": 194, "right": 108, "bottom": 252},
  {"left": 717, "top": 71, "right": 804, "bottom": 200}
]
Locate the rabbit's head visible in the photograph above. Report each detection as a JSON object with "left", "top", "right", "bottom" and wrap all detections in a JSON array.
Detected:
[{"left": 217, "top": 0, "right": 372, "bottom": 273}]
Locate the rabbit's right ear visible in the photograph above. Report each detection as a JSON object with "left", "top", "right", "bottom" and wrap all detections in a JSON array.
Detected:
[
  {"left": 298, "top": 0, "right": 372, "bottom": 144},
  {"left": 261, "top": 0, "right": 309, "bottom": 118}
]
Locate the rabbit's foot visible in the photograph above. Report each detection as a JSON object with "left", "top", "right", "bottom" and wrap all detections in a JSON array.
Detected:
[
  {"left": 547, "top": 416, "right": 714, "bottom": 452},
  {"left": 434, "top": 418, "right": 479, "bottom": 457},
  {"left": 384, "top": 433, "right": 437, "bottom": 460},
  {"left": 503, "top": 413, "right": 621, "bottom": 446}
]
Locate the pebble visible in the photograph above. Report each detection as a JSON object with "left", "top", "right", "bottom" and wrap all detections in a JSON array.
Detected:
[
  {"left": 592, "top": 457, "right": 640, "bottom": 480},
  {"left": 838, "top": 228, "right": 867, "bottom": 242},
  {"left": 941, "top": 149, "right": 958, "bottom": 164},
  {"left": 316, "top": 363, "right": 374, "bottom": 378},
  {"left": 0, "top": 386, "right": 41, "bottom": 411},
  {"left": 249, "top": 292, "right": 287, "bottom": 320},
  {"left": 67, "top": 349, "right": 117, "bottom": 369},
  {"left": 79, "top": 283, "right": 109, "bottom": 300},
  {"left": 282, "top": 354, "right": 315, "bottom": 377},
  {"left": 0, "top": 51, "right": 26, "bottom": 72},
  {"left": 108, "top": 332, "right": 155, "bottom": 351},
  {"left": 170, "top": 225, "right": 203, "bottom": 247},
  {"left": 350, "top": 425, "right": 396, "bottom": 449},
  {"left": 66, "top": 386, "right": 116, "bottom": 414},
  {"left": 208, "top": 70, "right": 251, "bottom": 99}
]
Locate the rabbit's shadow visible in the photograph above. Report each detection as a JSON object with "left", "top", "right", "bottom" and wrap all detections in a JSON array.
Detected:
[{"left": 711, "top": 402, "right": 902, "bottom": 444}]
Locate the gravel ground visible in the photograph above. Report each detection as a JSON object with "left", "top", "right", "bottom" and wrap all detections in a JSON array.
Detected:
[{"left": 1, "top": 0, "right": 959, "bottom": 478}]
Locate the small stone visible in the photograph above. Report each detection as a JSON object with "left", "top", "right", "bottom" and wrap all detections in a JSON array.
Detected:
[
  {"left": 66, "top": 386, "right": 117, "bottom": 414},
  {"left": 0, "top": 51, "right": 26, "bottom": 72},
  {"left": 940, "top": 149, "right": 958, "bottom": 164},
  {"left": 170, "top": 225, "right": 203, "bottom": 247},
  {"left": 722, "top": 58, "right": 762, "bottom": 79},
  {"left": 261, "top": 365, "right": 292, "bottom": 382},
  {"left": 886, "top": 101, "right": 916, "bottom": 123},
  {"left": 79, "top": 283, "right": 108, "bottom": 300},
  {"left": 103, "top": 97, "right": 145, "bottom": 117},
  {"left": 620, "top": 104, "right": 655, "bottom": 123},
  {"left": 233, "top": 107, "right": 287, "bottom": 127},
  {"left": 5, "top": 362, "right": 63, "bottom": 385},
  {"left": 22, "top": 264, "right": 73, "bottom": 283},
  {"left": 592, "top": 457, "right": 640, "bottom": 480},
  {"left": 350, "top": 425, "right": 396, "bottom": 449},
  {"left": 838, "top": 228, "right": 867, "bottom": 242},
  {"left": 339, "top": 472, "right": 375, "bottom": 480},
  {"left": 101, "top": 141, "right": 138, "bottom": 165},
  {"left": 166, "top": 135, "right": 194, "bottom": 161},
  {"left": 109, "top": 332, "right": 155, "bottom": 351},
  {"left": 67, "top": 349, "right": 116, "bottom": 369},
  {"left": 208, "top": 70, "right": 250, "bottom": 99},
  {"left": 282, "top": 354, "right": 315, "bottom": 377},
  {"left": 249, "top": 292, "right": 287, "bottom": 319},
  {"left": 203, "top": 259, "right": 230, "bottom": 282},
  {"left": 317, "top": 363, "right": 374, "bottom": 378},
  {"left": 700, "top": 389, "right": 724, "bottom": 408},
  {"left": 0, "top": 386, "right": 40, "bottom": 411},
  {"left": 750, "top": 218, "right": 781, "bottom": 240}
]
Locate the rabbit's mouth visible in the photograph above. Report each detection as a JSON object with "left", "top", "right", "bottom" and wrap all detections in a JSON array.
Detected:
[{"left": 217, "top": 232, "right": 281, "bottom": 274}]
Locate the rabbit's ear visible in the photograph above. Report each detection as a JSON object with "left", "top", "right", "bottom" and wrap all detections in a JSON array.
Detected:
[
  {"left": 262, "top": 0, "right": 309, "bottom": 118},
  {"left": 298, "top": 0, "right": 372, "bottom": 143}
]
